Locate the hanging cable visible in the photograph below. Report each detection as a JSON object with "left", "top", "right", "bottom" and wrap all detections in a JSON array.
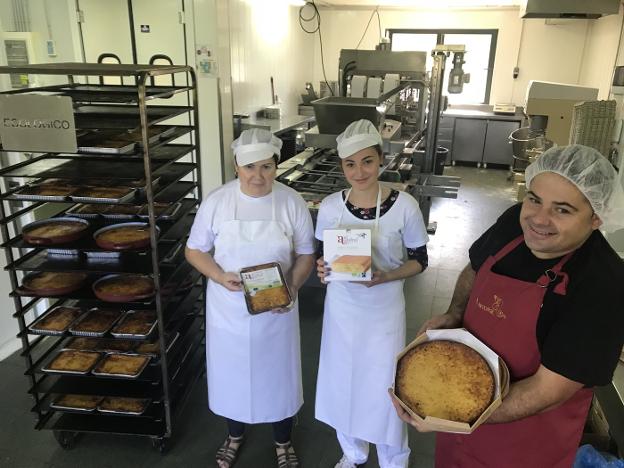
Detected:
[
  {"left": 299, "top": 1, "right": 334, "bottom": 96},
  {"left": 355, "top": 7, "right": 379, "bottom": 50},
  {"left": 376, "top": 9, "right": 382, "bottom": 42}
]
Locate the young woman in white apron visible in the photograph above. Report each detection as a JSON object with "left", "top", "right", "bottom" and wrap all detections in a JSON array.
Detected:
[
  {"left": 185, "top": 129, "right": 315, "bottom": 468},
  {"left": 315, "top": 120, "right": 429, "bottom": 468}
]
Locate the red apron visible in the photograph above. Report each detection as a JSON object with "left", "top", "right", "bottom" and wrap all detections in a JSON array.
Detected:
[{"left": 435, "top": 236, "right": 593, "bottom": 468}]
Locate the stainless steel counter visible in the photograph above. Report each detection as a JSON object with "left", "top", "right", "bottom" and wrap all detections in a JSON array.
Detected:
[
  {"left": 240, "top": 114, "right": 315, "bottom": 136},
  {"left": 443, "top": 107, "right": 524, "bottom": 122}
]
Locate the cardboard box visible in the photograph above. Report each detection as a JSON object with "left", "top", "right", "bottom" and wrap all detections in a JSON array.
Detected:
[
  {"left": 323, "top": 228, "right": 372, "bottom": 282},
  {"left": 391, "top": 328, "right": 510, "bottom": 434}
]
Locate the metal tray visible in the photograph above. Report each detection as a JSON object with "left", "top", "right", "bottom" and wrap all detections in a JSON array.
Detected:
[
  {"left": 97, "top": 396, "right": 151, "bottom": 416},
  {"left": 91, "top": 353, "right": 151, "bottom": 379},
  {"left": 50, "top": 394, "right": 103, "bottom": 413},
  {"left": 66, "top": 204, "right": 139, "bottom": 220},
  {"left": 85, "top": 250, "right": 123, "bottom": 260},
  {"left": 41, "top": 349, "right": 104, "bottom": 375},
  {"left": 138, "top": 202, "right": 182, "bottom": 221},
  {"left": 110, "top": 310, "right": 157, "bottom": 339},
  {"left": 69, "top": 186, "right": 136, "bottom": 204},
  {"left": 68, "top": 308, "right": 124, "bottom": 337},
  {"left": 47, "top": 249, "right": 82, "bottom": 258},
  {"left": 77, "top": 130, "right": 137, "bottom": 154},
  {"left": 28, "top": 305, "right": 84, "bottom": 336},
  {"left": 13, "top": 184, "right": 76, "bottom": 202}
]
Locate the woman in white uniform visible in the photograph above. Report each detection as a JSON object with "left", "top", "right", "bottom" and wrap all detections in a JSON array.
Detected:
[
  {"left": 185, "top": 129, "right": 315, "bottom": 468},
  {"left": 315, "top": 120, "right": 429, "bottom": 468}
]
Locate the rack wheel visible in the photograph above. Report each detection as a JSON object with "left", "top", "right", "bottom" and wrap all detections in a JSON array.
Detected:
[
  {"left": 151, "top": 436, "right": 168, "bottom": 454},
  {"left": 483, "top": 163, "right": 488, "bottom": 169},
  {"left": 54, "top": 430, "right": 77, "bottom": 450}
]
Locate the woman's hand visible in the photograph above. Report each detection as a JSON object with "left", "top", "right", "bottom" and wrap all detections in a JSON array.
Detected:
[
  {"left": 218, "top": 272, "right": 242, "bottom": 291},
  {"left": 354, "top": 270, "right": 389, "bottom": 288},
  {"left": 316, "top": 257, "right": 330, "bottom": 284},
  {"left": 388, "top": 389, "right": 434, "bottom": 432},
  {"left": 272, "top": 285, "right": 298, "bottom": 314}
]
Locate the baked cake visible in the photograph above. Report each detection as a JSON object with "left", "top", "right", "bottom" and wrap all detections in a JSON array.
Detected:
[
  {"left": 93, "top": 353, "right": 150, "bottom": 377},
  {"left": 395, "top": 340, "right": 495, "bottom": 424},
  {"left": 98, "top": 396, "right": 150, "bottom": 414},
  {"left": 30, "top": 306, "right": 83, "bottom": 333},
  {"left": 95, "top": 224, "right": 151, "bottom": 250},
  {"left": 331, "top": 255, "right": 372, "bottom": 275},
  {"left": 52, "top": 394, "right": 102, "bottom": 411}
]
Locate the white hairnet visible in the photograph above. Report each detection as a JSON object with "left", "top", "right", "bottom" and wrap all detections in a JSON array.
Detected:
[
  {"left": 525, "top": 144, "right": 624, "bottom": 232},
  {"left": 231, "top": 128, "right": 283, "bottom": 166},
  {"left": 336, "top": 119, "right": 383, "bottom": 159}
]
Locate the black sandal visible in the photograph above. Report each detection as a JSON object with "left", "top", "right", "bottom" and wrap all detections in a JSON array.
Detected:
[
  {"left": 216, "top": 434, "right": 244, "bottom": 468},
  {"left": 275, "top": 440, "right": 299, "bottom": 468}
]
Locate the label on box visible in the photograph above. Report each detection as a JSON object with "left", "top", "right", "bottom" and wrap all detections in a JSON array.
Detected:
[
  {"left": 323, "top": 228, "right": 372, "bottom": 281},
  {"left": 241, "top": 266, "right": 283, "bottom": 295}
]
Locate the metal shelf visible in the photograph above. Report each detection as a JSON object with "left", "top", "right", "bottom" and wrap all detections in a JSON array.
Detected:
[{"left": 0, "top": 62, "right": 204, "bottom": 449}]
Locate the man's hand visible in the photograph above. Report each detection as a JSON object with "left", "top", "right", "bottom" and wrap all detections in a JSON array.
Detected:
[
  {"left": 388, "top": 389, "right": 433, "bottom": 432},
  {"left": 417, "top": 312, "right": 463, "bottom": 335},
  {"left": 218, "top": 272, "right": 242, "bottom": 291}
]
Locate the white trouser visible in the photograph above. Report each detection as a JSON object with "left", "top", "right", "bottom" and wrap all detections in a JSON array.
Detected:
[{"left": 337, "top": 431, "right": 410, "bottom": 468}]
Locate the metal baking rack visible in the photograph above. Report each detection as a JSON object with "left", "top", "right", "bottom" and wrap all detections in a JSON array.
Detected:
[{"left": 0, "top": 63, "right": 205, "bottom": 453}]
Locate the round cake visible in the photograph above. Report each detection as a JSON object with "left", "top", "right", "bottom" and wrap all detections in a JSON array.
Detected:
[{"left": 395, "top": 340, "right": 495, "bottom": 424}]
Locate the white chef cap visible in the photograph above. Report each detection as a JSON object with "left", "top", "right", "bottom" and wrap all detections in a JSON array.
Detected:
[
  {"left": 336, "top": 119, "right": 383, "bottom": 159},
  {"left": 231, "top": 128, "right": 283, "bottom": 166},
  {"left": 525, "top": 144, "right": 624, "bottom": 232}
]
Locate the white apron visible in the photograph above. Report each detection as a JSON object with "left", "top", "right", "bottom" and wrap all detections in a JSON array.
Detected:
[
  {"left": 205, "top": 188, "right": 303, "bottom": 423},
  {"left": 315, "top": 187, "right": 407, "bottom": 447}
]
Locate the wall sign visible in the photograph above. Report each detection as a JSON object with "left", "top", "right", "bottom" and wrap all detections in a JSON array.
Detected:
[
  {"left": 140, "top": 24, "right": 150, "bottom": 33},
  {"left": 0, "top": 95, "right": 77, "bottom": 153}
]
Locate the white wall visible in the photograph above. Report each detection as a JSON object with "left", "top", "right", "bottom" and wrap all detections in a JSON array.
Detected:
[
  {"left": 228, "top": 0, "right": 315, "bottom": 118},
  {"left": 312, "top": 6, "right": 594, "bottom": 106},
  {"left": 579, "top": 7, "right": 623, "bottom": 99}
]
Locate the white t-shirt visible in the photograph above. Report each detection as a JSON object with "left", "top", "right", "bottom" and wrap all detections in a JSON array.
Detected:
[
  {"left": 187, "top": 179, "right": 315, "bottom": 255},
  {"left": 315, "top": 188, "right": 429, "bottom": 267}
]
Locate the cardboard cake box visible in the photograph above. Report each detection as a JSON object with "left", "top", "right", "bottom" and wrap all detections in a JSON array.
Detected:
[
  {"left": 323, "top": 228, "right": 372, "bottom": 282},
  {"left": 391, "top": 328, "right": 510, "bottom": 434}
]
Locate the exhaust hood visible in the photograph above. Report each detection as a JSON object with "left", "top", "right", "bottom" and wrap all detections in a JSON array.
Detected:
[{"left": 520, "top": 0, "right": 620, "bottom": 19}]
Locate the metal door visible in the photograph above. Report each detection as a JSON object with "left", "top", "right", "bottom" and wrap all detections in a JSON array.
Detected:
[{"left": 452, "top": 118, "right": 487, "bottom": 164}]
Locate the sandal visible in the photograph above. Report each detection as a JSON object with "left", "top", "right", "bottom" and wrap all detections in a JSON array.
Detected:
[
  {"left": 216, "top": 434, "right": 244, "bottom": 468},
  {"left": 275, "top": 440, "right": 299, "bottom": 468}
]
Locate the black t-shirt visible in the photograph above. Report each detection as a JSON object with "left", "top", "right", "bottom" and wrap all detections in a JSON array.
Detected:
[{"left": 469, "top": 203, "right": 624, "bottom": 387}]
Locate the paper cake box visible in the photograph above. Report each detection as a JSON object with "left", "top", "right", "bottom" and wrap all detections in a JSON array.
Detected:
[
  {"left": 391, "top": 328, "right": 510, "bottom": 434},
  {"left": 323, "top": 228, "right": 372, "bottom": 282}
]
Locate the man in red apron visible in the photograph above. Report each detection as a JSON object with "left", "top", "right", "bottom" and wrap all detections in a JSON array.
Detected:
[{"left": 391, "top": 145, "right": 624, "bottom": 468}]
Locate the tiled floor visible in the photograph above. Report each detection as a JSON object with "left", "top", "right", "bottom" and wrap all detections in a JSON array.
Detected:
[{"left": 0, "top": 166, "right": 517, "bottom": 468}]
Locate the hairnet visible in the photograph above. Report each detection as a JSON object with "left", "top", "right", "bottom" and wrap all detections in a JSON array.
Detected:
[
  {"left": 336, "top": 119, "right": 382, "bottom": 159},
  {"left": 231, "top": 128, "right": 282, "bottom": 166},
  {"left": 525, "top": 144, "right": 624, "bottom": 232}
]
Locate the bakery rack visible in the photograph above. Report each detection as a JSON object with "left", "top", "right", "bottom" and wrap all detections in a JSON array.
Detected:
[{"left": 0, "top": 63, "right": 205, "bottom": 453}]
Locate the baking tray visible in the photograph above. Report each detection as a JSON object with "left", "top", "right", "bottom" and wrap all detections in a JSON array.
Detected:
[
  {"left": 92, "top": 274, "right": 155, "bottom": 303},
  {"left": 240, "top": 262, "right": 293, "bottom": 314},
  {"left": 64, "top": 336, "right": 138, "bottom": 353},
  {"left": 28, "top": 305, "right": 84, "bottom": 336},
  {"left": 66, "top": 203, "right": 141, "bottom": 220},
  {"left": 20, "top": 271, "right": 89, "bottom": 297},
  {"left": 68, "top": 308, "right": 124, "bottom": 337},
  {"left": 22, "top": 217, "right": 90, "bottom": 246},
  {"left": 42, "top": 349, "right": 104, "bottom": 375},
  {"left": 135, "top": 331, "right": 179, "bottom": 357},
  {"left": 51, "top": 394, "right": 103, "bottom": 413},
  {"left": 138, "top": 202, "right": 181, "bottom": 221},
  {"left": 93, "top": 222, "right": 159, "bottom": 251},
  {"left": 91, "top": 353, "right": 151, "bottom": 379},
  {"left": 110, "top": 310, "right": 157, "bottom": 339},
  {"left": 77, "top": 130, "right": 137, "bottom": 154},
  {"left": 69, "top": 186, "right": 136, "bottom": 204},
  {"left": 97, "top": 396, "right": 151, "bottom": 416},
  {"left": 13, "top": 181, "right": 77, "bottom": 202}
]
